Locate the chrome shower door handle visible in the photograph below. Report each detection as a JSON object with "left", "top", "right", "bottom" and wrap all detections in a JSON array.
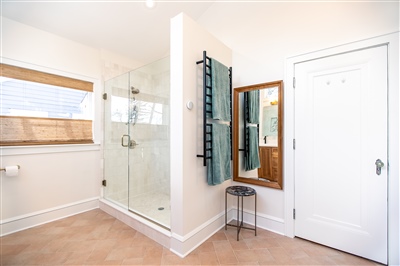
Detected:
[
  {"left": 375, "top": 159, "right": 385, "bottom": 175},
  {"left": 121, "top": 134, "right": 130, "bottom": 147}
]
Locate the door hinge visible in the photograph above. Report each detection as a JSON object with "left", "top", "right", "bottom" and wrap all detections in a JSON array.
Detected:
[
  {"left": 103, "top": 93, "right": 108, "bottom": 100},
  {"left": 293, "top": 209, "right": 296, "bottom": 219},
  {"left": 293, "top": 77, "right": 296, "bottom": 89},
  {"left": 102, "top": 180, "right": 107, "bottom": 187},
  {"left": 293, "top": 139, "right": 296, "bottom": 150}
]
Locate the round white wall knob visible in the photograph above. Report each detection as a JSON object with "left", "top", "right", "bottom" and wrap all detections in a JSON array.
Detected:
[{"left": 186, "top": 101, "right": 194, "bottom": 110}]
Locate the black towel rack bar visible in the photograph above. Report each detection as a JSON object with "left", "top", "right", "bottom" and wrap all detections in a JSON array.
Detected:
[
  {"left": 243, "top": 91, "right": 259, "bottom": 160},
  {"left": 229, "top": 67, "right": 233, "bottom": 161},
  {"left": 196, "top": 50, "right": 232, "bottom": 166},
  {"left": 244, "top": 92, "right": 249, "bottom": 159}
]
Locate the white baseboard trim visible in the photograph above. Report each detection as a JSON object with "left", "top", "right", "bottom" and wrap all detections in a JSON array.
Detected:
[
  {"left": 0, "top": 197, "right": 99, "bottom": 236},
  {"left": 170, "top": 207, "right": 285, "bottom": 258},
  {"left": 239, "top": 207, "right": 285, "bottom": 236},
  {"left": 170, "top": 208, "right": 229, "bottom": 258}
]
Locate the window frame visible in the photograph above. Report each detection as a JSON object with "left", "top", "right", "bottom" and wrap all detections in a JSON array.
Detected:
[{"left": 0, "top": 63, "right": 94, "bottom": 146}]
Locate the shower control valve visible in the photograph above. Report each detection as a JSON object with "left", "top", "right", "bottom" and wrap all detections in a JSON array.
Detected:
[{"left": 129, "top": 140, "right": 139, "bottom": 149}]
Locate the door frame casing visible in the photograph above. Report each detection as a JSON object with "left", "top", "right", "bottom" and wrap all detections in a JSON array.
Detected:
[{"left": 284, "top": 32, "right": 399, "bottom": 264}]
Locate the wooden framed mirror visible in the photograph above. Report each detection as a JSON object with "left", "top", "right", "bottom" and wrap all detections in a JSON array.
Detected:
[{"left": 233, "top": 80, "right": 283, "bottom": 189}]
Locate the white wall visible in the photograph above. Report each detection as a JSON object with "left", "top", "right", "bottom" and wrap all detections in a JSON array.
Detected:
[
  {"left": 199, "top": 2, "right": 399, "bottom": 83},
  {"left": 170, "top": 13, "right": 233, "bottom": 256},
  {"left": 197, "top": 1, "right": 399, "bottom": 229},
  {"left": 0, "top": 17, "right": 141, "bottom": 235},
  {"left": 1, "top": 0, "right": 398, "bottom": 255}
]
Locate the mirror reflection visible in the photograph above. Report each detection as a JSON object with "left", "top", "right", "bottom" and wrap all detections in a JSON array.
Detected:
[{"left": 233, "top": 81, "right": 283, "bottom": 189}]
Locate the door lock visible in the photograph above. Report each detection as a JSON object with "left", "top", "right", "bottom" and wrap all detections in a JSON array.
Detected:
[{"left": 375, "top": 159, "right": 385, "bottom": 175}]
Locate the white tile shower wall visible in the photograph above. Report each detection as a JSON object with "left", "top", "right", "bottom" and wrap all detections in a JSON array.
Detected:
[
  {"left": 131, "top": 70, "right": 152, "bottom": 95},
  {"left": 129, "top": 70, "right": 170, "bottom": 198},
  {"left": 102, "top": 60, "right": 134, "bottom": 83},
  {"left": 153, "top": 72, "right": 170, "bottom": 98},
  {"left": 104, "top": 142, "right": 129, "bottom": 205},
  {"left": 104, "top": 74, "right": 128, "bottom": 207},
  {"left": 104, "top": 65, "right": 170, "bottom": 210}
]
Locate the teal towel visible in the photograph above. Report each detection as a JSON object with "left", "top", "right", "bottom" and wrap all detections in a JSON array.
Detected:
[
  {"left": 205, "top": 68, "right": 212, "bottom": 117},
  {"left": 211, "top": 58, "right": 231, "bottom": 121},
  {"left": 247, "top": 90, "right": 260, "bottom": 124},
  {"left": 207, "top": 123, "right": 232, "bottom": 185},
  {"left": 245, "top": 126, "right": 261, "bottom": 171}
]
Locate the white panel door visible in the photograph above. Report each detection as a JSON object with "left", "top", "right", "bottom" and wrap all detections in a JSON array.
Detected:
[{"left": 294, "top": 45, "right": 387, "bottom": 264}]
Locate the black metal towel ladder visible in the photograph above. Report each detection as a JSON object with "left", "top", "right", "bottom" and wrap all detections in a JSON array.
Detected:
[{"left": 196, "top": 51, "right": 232, "bottom": 167}]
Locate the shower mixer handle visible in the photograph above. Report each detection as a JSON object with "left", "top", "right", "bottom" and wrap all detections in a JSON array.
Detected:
[{"left": 129, "top": 139, "right": 138, "bottom": 149}]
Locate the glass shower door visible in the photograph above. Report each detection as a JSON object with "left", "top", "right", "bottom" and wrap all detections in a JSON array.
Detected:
[
  {"left": 104, "top": 57, "right": 170, "bottom": 229},
  {"left": 103, "top": 72, "right": 131, "bottom": 208},
  {"left": 127, "top": 57, "right": 171, "bottom": 228}
]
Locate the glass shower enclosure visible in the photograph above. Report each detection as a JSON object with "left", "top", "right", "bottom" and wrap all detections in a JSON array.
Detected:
[{"left": 103, "top": 57, "right": 170, "bottom": 229}]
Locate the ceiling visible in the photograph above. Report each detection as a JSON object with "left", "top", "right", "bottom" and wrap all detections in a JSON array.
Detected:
[{"left": 1, "top": 0, "right": 215, "bottom": 64}]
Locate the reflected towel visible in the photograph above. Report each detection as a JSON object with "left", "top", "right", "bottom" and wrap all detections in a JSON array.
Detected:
[
  {"left": 247, "top": 90, "right": 260, "bottom": 124},
  {"left": 245, "top": 126, "right": 260, "bottom": 171},
  {"left": 211, "top": 58, "right": 231, "bottom": 121},
  {"left": 207, "top": 123, "right": 232, "bottom": 185}
]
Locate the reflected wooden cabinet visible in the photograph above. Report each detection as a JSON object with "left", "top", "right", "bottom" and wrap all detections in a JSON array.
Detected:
[{"left": 258, "top": 146, "right": 278, "bottom": 182}]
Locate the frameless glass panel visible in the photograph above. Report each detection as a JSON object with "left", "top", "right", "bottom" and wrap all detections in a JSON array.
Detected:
[
  {"left": 103, "top": 73, "right": 130, "bottom": 208},
  {"left": 103, "top": 57, "right": 170, "bottom": 229},
  {"left": 128, "top": 57, "right": 170, "bottom": 228}
]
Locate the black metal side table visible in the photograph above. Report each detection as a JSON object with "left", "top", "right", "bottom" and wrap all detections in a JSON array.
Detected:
[{"left": 225, "top": 185, "right": 257, "bottom": 241}]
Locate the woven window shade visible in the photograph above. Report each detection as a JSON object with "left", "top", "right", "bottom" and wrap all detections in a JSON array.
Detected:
[
  {"left": 0, "top": 116, "right": 93, "bottom": 146},
  {"left": 0, "top": 64, "right": 94, "bottom": 146},
  {"left": 0, "top": 64, "right": 93, "bottom": 92}
]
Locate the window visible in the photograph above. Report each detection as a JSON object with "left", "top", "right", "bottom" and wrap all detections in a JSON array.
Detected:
[
  {"left": 111, "top": 95, "right": 165, "bottom": 125},
  {"left": 0, "top": 64, "right": 93, "bottom": 146}
]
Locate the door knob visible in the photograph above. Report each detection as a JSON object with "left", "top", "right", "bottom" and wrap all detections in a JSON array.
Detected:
[{"left": 375, "top": 159, "right": 385, "bottom": 175}]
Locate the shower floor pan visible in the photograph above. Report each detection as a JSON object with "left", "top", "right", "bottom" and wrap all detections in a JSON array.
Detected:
[{"left": 128, "top": 190, "right": 171, "bottom": 229}]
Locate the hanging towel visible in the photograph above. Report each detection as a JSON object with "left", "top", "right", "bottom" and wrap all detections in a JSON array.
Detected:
[
  {"left": 211, "top": 58, "right": 231, "bottom": 121},
  {"left": 207, "top": 123, "right": 232, "bottom": 185},
  {"left": 245, "top": 126, "right": 261, "bottom": 171},
  {"left": 205, "top": 69, "right": 212, "bottom": 118},
  {"left": 247, "top": 90, "right": 260, "bottom": 124}
]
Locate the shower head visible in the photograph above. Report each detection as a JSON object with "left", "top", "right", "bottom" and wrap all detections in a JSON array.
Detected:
[{"left": 131, "top": 86, "right": 140, "bottom": 94}]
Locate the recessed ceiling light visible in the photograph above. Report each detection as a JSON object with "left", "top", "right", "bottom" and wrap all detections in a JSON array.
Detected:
[{"left": 145, "top": 0, "right": 156, "bottom": 9}]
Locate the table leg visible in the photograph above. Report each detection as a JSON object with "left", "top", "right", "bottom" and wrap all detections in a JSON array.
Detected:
[
  {"left": 225, "top": 190, "right": 227, "bottom": 230},
  {"left": 241, "top": 195, "right": 244, "bottom": 228},
  {"left": 255, "top": 193, "right": 257, "bottom": 236},
  {"left": 237, "top": 195, "right": 239, "bottom": 241}
]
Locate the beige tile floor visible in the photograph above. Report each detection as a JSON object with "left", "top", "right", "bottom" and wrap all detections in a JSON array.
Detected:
[{"left": 1, "top": 209, "right": 382, "bottom": 265}]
